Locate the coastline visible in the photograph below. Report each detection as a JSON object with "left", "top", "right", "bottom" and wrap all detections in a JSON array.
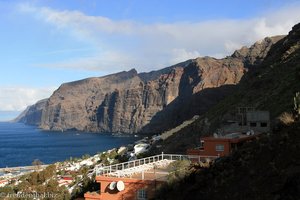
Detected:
[
  {"left": 0, "top": 165, "right": 49, "bottom": 173},
  {"left": 0, "top": 122, "right": 138, "bottom": 168},
  {"left": 0, "top": 133, "right": 159, "bottom": 199}
]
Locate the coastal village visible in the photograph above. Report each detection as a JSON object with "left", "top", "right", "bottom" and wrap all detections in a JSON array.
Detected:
[
  {"left": 0, "top": 131, "right": 164, "bottom": 198},
  {"left": 0, "top": 107, "right": 271, "bottom": 199}
]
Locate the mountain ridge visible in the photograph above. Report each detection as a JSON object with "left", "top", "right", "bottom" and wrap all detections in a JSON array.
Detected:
[
  {"left": 16, "top": 35, "right": 284, "bottom": 133},
  {"left": 156, "top": 23, "right": 300, "bottom": 154}
]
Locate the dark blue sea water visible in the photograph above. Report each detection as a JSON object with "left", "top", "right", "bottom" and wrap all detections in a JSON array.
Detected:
[{"left": 0, "top": 122, "right": 137, "bottom": 168}]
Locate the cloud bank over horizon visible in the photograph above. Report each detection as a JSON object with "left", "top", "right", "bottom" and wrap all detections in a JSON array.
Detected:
[
  {"left": 18, "top": 3, "right": 300, "bottom": 73},
  {"left": 0, "top": 87, "right": 56, "bottom": 112}
]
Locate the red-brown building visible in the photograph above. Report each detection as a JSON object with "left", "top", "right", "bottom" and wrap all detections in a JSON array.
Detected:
[
  {"left": 85, "top": 154, "right": 180, "bottom": 200},
  {"left": 187, "top": 132, "right": 261, "bottom": 159},
  {"left": 186, "top": 108, "right": 269, "bottom": 159},
  {"left": 85, "top": 175, "right": 164, "bottom": 200}
]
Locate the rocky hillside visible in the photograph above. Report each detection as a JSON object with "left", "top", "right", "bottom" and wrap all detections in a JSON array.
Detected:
[
  {"left": 155, "top": 23, "right": 300, "bottom": 153},
  {"left": 16, "top": 36, "right": 283, "bottom": 133},
  {"left": 153, "top": 23, "right": 300, "bottom": 200},
  {"left": 156, "top": 122, "right": 300, "bottom": 200}
]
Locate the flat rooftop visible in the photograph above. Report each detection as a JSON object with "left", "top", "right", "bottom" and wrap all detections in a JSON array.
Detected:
[
  {"left": 129, "top": 167, "right": 171, "bottom": 181},
  {"left": 94, "top": 154, "right": 196, "bottom": 182},
  {"left": 202, "top": 131, "right": 261, "bottom": 140},
  {"left": 104, "top": 159, "right": 174, "bottom": 181}
]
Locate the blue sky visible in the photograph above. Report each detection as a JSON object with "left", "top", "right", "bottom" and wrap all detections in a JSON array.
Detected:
[{"left": 0, "top": 0, "right": 300, "bottom": 121}]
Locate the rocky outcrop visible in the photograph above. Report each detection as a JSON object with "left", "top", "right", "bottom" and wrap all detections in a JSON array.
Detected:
[
  {"left": 231, "top": 35, "right": 284, "bottom": 66},
  {"left": 16, "top": 36, "right": 284, "bottom": 133}
]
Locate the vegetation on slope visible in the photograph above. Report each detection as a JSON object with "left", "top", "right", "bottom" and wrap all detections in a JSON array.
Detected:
[
  {"left": 155, "top": 121, "right": 300, "bottom": 200},
  {"left": 0, "top": 165, "right": 70, "bottom": 200}
]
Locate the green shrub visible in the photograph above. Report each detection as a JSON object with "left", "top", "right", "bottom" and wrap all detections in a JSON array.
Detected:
[{"left": 166, "top": 160, "right": 191, "bottom": 184}]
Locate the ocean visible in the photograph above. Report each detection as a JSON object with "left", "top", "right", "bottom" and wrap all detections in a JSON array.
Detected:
[{"left": 0, "top": 122, "right": 137, "bottom": 168}]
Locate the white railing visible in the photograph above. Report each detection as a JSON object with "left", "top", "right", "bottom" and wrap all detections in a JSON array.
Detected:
[{"left": 94, "top": 152, "right": 218, "bottom": 176}]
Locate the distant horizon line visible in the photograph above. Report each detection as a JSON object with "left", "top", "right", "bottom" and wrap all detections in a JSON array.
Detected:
[{"left": 0, "top": 110, "right": 22, "bottom": 122}]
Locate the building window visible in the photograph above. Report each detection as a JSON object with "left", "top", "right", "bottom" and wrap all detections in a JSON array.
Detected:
[
  {"left": 250, "top": 122, "right": 257, "bottom": 127},
  {"left": 260, "top": 122, "right": 268, "bottom": 127},
  {"left": 137, "top": 189, "right": 147, "bottom": 200},
  {"left": 216, "top": 144, "right": 224, "bottom": 152}
]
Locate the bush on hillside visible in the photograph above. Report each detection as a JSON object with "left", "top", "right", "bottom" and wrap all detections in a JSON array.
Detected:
[{"left": 278, "top": 112, "right": 295, "bottom": 125}]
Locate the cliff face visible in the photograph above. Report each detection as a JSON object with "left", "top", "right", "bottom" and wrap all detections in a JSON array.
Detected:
[
  {"left": 140, "top": 55, "right": 246, "bottom": 133},
  {"left": 13, "top": 99, "right": 48, "bottom": 125},
  {"left": 40, "top": 69, "right": 142, "bottom": 131},
  {"left": 140, "top": 36, "right": 284, "bottom": 133},
  {"left": 39, "top": 66, "right": 185, "bottom": 133},
  {"left": 97, "top": 67, "right": 184, "bottom": 133},
  {"left": 17, "top": 36, "right": 284, "bottom": 133}
]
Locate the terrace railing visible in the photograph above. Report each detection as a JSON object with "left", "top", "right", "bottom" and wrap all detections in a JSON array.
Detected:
[{"left": 94, "top": 152, "right": 218, "bottom": 176}]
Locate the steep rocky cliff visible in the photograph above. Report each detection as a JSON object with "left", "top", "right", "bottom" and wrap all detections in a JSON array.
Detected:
[
  {"left": 141, "top": 36, "right": 284, "bottom": 133},
  {"left": 40, "top": 69, "right": 142, "bottom": 131},
  {"left": 97, "top": 67, "right": 184, "bottom": 133},
  {"left": 13, "top": 99, "right": 48, "bottom": 125},
  {"left": 17, "top": 36, "right": 284, "bottom": 133}
]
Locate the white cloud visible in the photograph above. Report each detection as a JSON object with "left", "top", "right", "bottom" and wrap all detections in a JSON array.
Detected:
[
  {"left": 224, "top": 41, "right": 244, "bottom": 54},
  {"left": 35, "top": 51, "right": 139, "bottom": 72},
  {"left": 17, "top": 3, "right": 300, "bottom": 72},
  {"left": 0, "top": 87, "right": 56, "bottom": 111},
  {"left": 170, "top": 48, "right": 201, "bottom": 64}
]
